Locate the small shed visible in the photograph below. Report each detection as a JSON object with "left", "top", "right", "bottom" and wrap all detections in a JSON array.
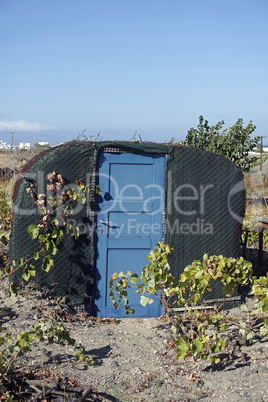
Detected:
[{"left": 10, "top": 141, "right": 245, "bottom": 317}]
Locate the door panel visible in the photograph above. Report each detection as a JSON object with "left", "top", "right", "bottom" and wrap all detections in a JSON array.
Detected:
[
  {"left": 108, "top": 212, "right": 152, "bottom": 238},
  {"left": 95, "top": 152, "right": 166, "bottom": 317}
]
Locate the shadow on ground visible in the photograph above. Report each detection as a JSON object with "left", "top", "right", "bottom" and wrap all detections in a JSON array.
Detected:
[{"left": 0, "top": 307, "right": 17, "bottom": 324}]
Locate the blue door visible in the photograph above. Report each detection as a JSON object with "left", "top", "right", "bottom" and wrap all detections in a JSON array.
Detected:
[{"left": 95, "top": 152, "right": 166, "bottom": 317}]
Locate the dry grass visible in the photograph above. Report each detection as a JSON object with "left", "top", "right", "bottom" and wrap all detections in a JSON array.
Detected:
[
  {"left": 243, "top": 167, "right": 268, "bottom": 272},
  {"left": 0, "top": 180, "right": 13, "bottom": 230}
]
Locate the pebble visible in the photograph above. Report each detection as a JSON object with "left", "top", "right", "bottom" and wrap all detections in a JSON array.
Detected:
[{"left": 1, "top": 288, "right": 268, "bottom": 401}]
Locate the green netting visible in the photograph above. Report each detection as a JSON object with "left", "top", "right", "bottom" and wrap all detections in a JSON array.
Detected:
[
  {"left": 164, "top": 146, "right": 245, "bottom": 302},
  {"left": 11, "top": 142, "right": 96, "bottom": 305},
  {"left": 122, "top": 142, "right": 246, "bottom": 304},
  {"left": 10, "top": 141, "right": 245, "bottom": 309}
]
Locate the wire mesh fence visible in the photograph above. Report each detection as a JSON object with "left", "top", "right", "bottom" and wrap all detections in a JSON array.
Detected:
[{"left": 10, "top": 141, "right": 245, "bottom": 312}]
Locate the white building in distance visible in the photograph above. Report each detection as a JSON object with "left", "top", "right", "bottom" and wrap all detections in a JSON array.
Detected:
[
  {"left": 0, "top": 141, "right": 11, "bottom": 149},
  {"left": 37, "top": 142, "right": 49, "bottom": 146},
  {"left": 19, "top": 142, "right": 31, "bottom": 150}
]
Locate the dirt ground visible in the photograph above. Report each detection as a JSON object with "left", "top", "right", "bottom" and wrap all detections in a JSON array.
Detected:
[
  {"left": 0, "top": 285, "right": 268, "bottom": 402},
  {"left": 1, "top": 162, "right": 268, "bottom": 400}
]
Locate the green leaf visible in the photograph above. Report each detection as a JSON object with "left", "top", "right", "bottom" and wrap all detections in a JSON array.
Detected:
[
  {"left": 75, "top": 350, "right": 84, "bottom": 361},
  {"left": 209, "top": 356, "right": 220, "bottom": 364},
  {"left": 10, "top": 282, "right": 19, "bottom": 298},
  {"left": 130, "top": 275, "right": 138, "bottom": 284},
  {"left": 220, "top": 323, "right": 228, "bottom": 332},
  {"left": 147, "top": 278, "right": 156, "bottom": 290},
  {"left": 260, "top": 325, "right": 268, "bottom": 337},
  {"left": 192, "top": 338, "right": 203, "bottom": 354},
  {"left": 261, "top": 297, "right": 268, "bottom": 312},
  {"left": 140, "top": 296, "right": 154, "bottom": 306},
  {"left": 16, "top": 258, "right": 24, "bottom": 267},
  {"left": 176, "top": 350, "right": 187, "bottom": 359},
  {"left": 140, "top": 275, "right": 146, "bottom": 284},
  {"left": 27, "top": 225, "right": 39, "bottom": 239},
  {"left": 198, "top": 324, "right": 205, "bottom": 333},
  {"left": 176, "top": 337, "right": 190, "bottom": 353},
  {"left": 203, "top": 253, "right": 209, "bottom": 261},
  {"left": 49, "top": 241, "right": 58, "bottom": 256},
  {"left": 42, "top": 256, "right": 54, "bottom": 272},
  {"left": 33, "top": 251, "right": 39, "bottom": 260},
  {"left": 17, "top": 332, "right": 34, "bottom": 345},
  {"left": 95, "top": 185, "right": 102, "bottom": 195},
  {"left": 239, "top": 323, "right": 247, "bottom": 338},
  {"left": 22, "top": 267, "right": 30, "bottom": 281},
  {"left": 240, "top": 304, "right": 248, "bottom": 312},
  {"left": 246, "top": 331, "right": 254, "bottom": 340}
]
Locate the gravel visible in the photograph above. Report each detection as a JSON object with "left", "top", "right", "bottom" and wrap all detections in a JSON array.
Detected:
[{"left": 0, "top": 287, "right": 268, "bottom": 401}]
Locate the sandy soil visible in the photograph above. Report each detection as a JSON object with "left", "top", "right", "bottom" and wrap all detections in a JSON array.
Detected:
[{"left": 0, "top": 286, "right": 268, "bottom": 401}]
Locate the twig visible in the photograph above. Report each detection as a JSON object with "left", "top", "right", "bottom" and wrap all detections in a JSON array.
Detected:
[{"left": 80, "top": 387, "right": 93, "bottom": 401}]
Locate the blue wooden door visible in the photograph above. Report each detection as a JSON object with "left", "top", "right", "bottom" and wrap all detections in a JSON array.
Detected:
[{"left": 95, "top": 152, "right": 166, "bottom": 317}]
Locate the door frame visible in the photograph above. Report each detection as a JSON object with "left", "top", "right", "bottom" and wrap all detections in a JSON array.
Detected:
[{"left": 93, "top": 151, "right": 166, "bottom": 317}]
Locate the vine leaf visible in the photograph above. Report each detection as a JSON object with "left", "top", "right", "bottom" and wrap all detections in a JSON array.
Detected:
[
  {"left": 27, "top": 225, "right": 39, "bottom": 239},
  {"left": 140, "top": 296, "right": 153, "bottom": 306}
]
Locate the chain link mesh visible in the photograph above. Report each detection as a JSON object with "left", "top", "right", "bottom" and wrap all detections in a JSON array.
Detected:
[{"left": 10, "top": 141, "right": 245, "bottom": 311}]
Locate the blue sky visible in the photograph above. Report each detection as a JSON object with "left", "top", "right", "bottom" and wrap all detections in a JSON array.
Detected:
[{"left": 0, "top": 0, "right": 267, "bottom": 146}]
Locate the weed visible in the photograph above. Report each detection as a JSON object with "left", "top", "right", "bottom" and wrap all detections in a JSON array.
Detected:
[{"left": 109, "top": 243, "right": 268, "bottom": 363}]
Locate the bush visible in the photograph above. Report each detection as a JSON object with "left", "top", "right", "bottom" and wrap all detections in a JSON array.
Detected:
[
  {"left": 109, "top": 242, "right": 268, "bottom": 363},
  {"left": 183, "top": 116, "right": 266, "bottom": 173}
]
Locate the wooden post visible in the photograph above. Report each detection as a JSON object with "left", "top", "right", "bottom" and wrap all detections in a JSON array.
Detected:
[{"left": 258, "top": 222, "right": 264, "bottom": 266}]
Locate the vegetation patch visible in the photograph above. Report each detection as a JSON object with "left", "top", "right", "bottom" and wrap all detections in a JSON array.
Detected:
[{"left": 109, "top": 242, "right": 268, "bottom": 364}]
